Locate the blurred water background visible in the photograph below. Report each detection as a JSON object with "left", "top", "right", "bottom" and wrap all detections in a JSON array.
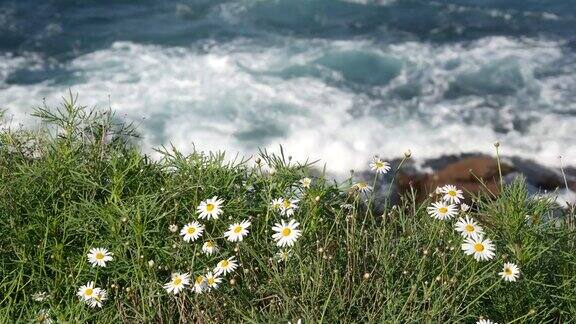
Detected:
[{"left": 1, "top": 0, "right": 575, "bottom": 172}]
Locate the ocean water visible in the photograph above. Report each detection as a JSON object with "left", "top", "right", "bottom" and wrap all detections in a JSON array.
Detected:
[{"left": 1, "top": 0, "right": 575, "bottom": 172}]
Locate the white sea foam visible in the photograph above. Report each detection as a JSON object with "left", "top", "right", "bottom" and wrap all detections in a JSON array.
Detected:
[{"left": 1, "top": 37, "right": 575, "bottom": 174}]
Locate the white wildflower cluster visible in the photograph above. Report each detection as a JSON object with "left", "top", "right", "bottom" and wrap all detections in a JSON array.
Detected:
[
  {"left": 164, "top": 196, "right": 246, "bottom": 295},
  {"left": 426, "top": 184, "right": 520, "bottom": 282},
  {"left": 77, "top": 281, "right": 107, "bottom": 308},
  {"left": 268, "top": 179, "right": 308, "bottom": 262}
]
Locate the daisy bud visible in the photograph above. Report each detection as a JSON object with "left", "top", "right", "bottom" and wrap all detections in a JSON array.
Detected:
[
  {"left": 122, "top": 217, "right": 128, "bottom": 223},
  {"left": 230, "top": 279, "right": 236, "bottom": 286},
  {"left": 404, "top": 149, "right": 412, "bottom": 158},
  {"left": 363, "top": 273, "right": 370, "bottom": 279},
  {"left": 255, "top": 157, "right": 261, "bottom": 164},
  {"left": 148, "top": 260, "right": 155, "bottom": 267},
  {"left": 168, "top": 224, "right": 178, "bottom": 233},
  {"left": 494, "top": 141, "right": 500, "bottom": 148},
  {"left": 315, "top": 196, "right": 320, "bottom": 202}
]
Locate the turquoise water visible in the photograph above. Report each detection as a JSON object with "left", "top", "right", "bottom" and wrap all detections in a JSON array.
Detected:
[{"left": 1, "top": 0, "right": 575, "bottom": 171}]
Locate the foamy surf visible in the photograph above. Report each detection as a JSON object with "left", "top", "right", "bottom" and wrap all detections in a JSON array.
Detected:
[{"left": 1, "top": 36, "right": 575, "bottom": 174}]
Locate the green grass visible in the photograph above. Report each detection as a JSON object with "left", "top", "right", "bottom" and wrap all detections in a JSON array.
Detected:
[{"left": 1, "top": 95, "right": 575, "bottom": 323}]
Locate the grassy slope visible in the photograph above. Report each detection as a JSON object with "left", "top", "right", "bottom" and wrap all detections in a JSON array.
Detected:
[{"left": 0, "top": 96, "right": 575, "bottom": 323}]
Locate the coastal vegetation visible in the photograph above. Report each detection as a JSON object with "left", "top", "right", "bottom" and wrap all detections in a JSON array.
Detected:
[{"left": 1, "top": 96, "right": 574, "bottom": 323}]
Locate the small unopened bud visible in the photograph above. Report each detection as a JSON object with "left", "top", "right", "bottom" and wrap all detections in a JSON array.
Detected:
[
  {"left": 363, "top": 273, "right": 370, "bottom": 279},
  {"left": 404, "top": 149, "right": 412, "bottom": 158},
  {"left": 494, "top": 141, "right": 500, "bottom": 148},
  {"left": 230, "top": 278, "right": 236, "bottom": 286}
]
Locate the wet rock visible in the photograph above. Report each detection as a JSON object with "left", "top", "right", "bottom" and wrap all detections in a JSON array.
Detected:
[{"left": 392, "top": 154, "right": 576, "bottom": 204}]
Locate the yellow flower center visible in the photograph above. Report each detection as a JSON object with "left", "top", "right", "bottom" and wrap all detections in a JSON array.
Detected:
[
  {"left": 282, "top": 228, "right": 292, "bottom": 237},
  {"left": 206, "top": 203, "right": 215, "bottom": 212},
  {"left": 438, "top": 207, "right": 448, "bottom": 214},
  {"left": 84, "top": 288, "right": 93, "bottom": 296},
  {"left": 187, "top": 227, "right": 196, "bottom": 235},
  {"left": 220, "top": 260, "right": 229, "bottom": 267},
  {"left": 208, "top": 278, "right": 215, "bottom": 285},
  {"left": 195, "top": 276, "right": 204, "bottom": 284},
  {"left": 474, "top": 243, "right": 485, "bottom": 252},
  {"left": 357, "top": 182, "right": 366, "bottom": 188},
  {"left": 234, "top": 226, "right": 242, "bottom": 233},
  {"left": 465, "top": 224, "right": 475, "bottom": 232},
  {"left": 206, "top": 241, "right": 214, "bottom": 248},
  {"left": 448, "top": 190, "right": 457, "bottom": 197},
  {"left": 376, "top": 162, "right": 384, "bottom": 168},
  {"left": 95, "top": 252, "right": 105, "bottom": 260},
  {"left": 283, "top": 200, "right": 291, "bottom": 209},
  {"left": 504, "top": 268, "right": 512, "bottom": 275},
  {"left": 173, "top": 277, "right": 182, "bottom": 285}
]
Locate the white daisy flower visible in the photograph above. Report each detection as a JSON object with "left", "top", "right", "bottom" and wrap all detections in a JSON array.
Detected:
[
  {"left": 440, "top": 184, "right": 464, "bottom": 204},
  {"left": 499, "top": 262, "right": 520, "bottom": 282},
  {"left": 271, "top": 198, "right": 283, "bottom": 210},
  {"left": 427, "top": 201, "right": 457, "bottom": 220},
  {"left": 369, "top": 157, "right": 391, "bottom": 174},
  {"left": 224, "top": 220, "right": 251, "bottom": 242},
  {"left": 462, "top": 236, "right": 496, "bottom": 261},
  {"left": 163, "top": 272, "right": 190, "bottom": 294},
  {"left": 275, "top": 249, "right": 291, "bottom": 262},
  {"left": 202, "top": 241, "right": 219, "bottom": 255},
  {"left": 196, "top": 196, "right": 224, "bottom": 220},
  {"left": 32, "top": 291, "right": 49, "bottom": 302},
  {"left": 180, "top": 221, "right": 204, "bottom": 242},
  {"left": 87, "top": 247, "right": 113, "bottom": 267},
  {"left": 299, "top": 177, "right": 312, "bottom": 188},
  {"left": 272, "top": 219, "right": 302, "bottom": 247},
  {"left": 35, "top": 309, "right": 53, "bottom": 324},
  {"left": 280, "top": 198, "right": 299, "bottom": 217},
  {"left": 168, "top": 224, "right": 179, "bottom": 233},
  {"left": 214, "top": 256, "right": 238, "bottom": 276},
  {"left": 340, "top": 203, "right": 354, "bottom": 211},
  {"left": 205, "top": 271, "right": 222, "bottom": 290},
  {"left": 476, "top": 319, "right": 497, "bottom": 324},
  {"left": 461, "top": 203, "right": 470, "bottom": 212},
  {"left": 77, "top": 281, "right": 97, "bottom": 301},
  {"left": 87, "top": 289, "right": 107, "bottom": 308},
  {"left": 454, "top": 216, "right": 484, "bottom": 239},
  {"left": 193, "top": 275, "right": 206, "bottom": 294},
  {"left": 352, "top": 181, "right": 373, "bottom": 194}
]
